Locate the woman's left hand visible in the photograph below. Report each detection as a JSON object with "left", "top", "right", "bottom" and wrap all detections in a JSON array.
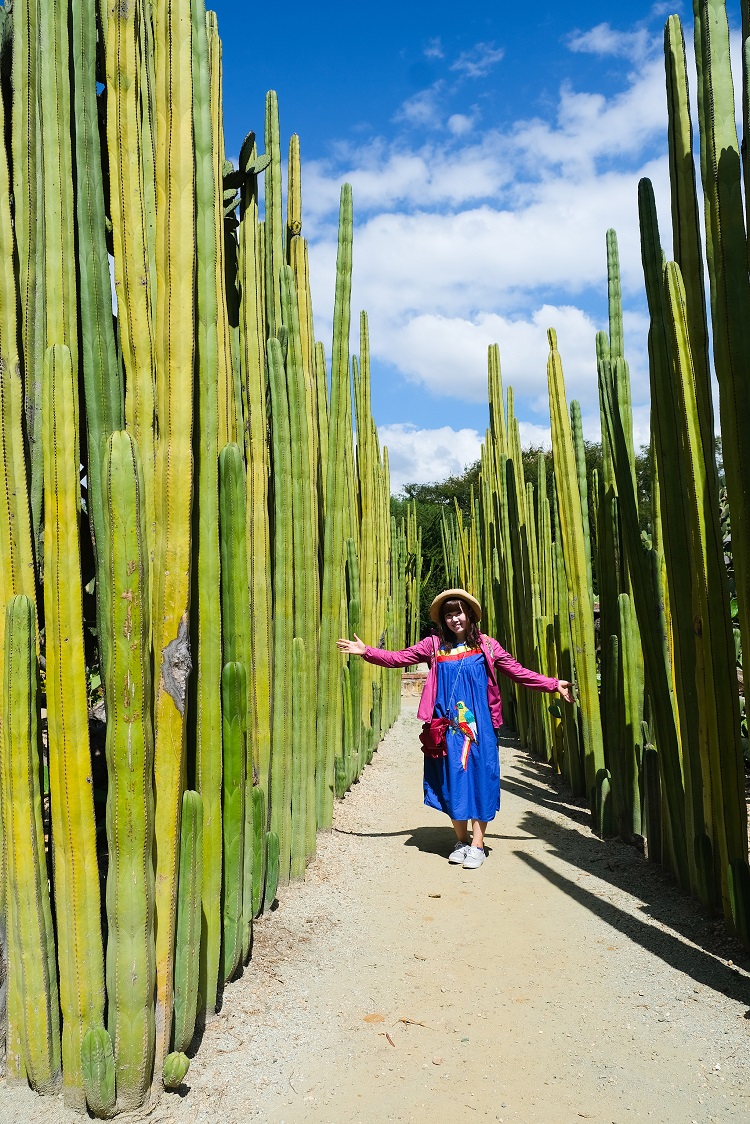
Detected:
[{"left": 556, "top": 679, "right": 574, "bottom": 704}]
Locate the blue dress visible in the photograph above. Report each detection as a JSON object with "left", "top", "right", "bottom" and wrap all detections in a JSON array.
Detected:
[{"left": 423, "top": 644, "right": 500, "bottom": 822}]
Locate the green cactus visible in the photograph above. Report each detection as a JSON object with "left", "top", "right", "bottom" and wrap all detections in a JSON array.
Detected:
[
  {"left": 638, "top": 178, "right": 706, "bottom": 897},
  {"left": 547, "top": 330, "right": 605, "bottom": 809},
  {"left": 173, "top": 791, "right": 203, "bottom": 1053},
  {"left": 190, "top": 0, "right": 224, "bottom": 1019},
  {"left": 72, "top": 0, "right": 123, "bottom": 650},
  {"left": 317, "top": 185, "right": 353, "bottom": 828},
  {"left": 267, "top": 336, "right": 294, "bottom": 881},
  {"left": 264, "top": 831, "right": 280, "bottom": 912},
  {"left": 152, "top": 0, "right": 197, "bottom": 1071},
  {"left": 81, "top": 1028, "right": 116, "bottom": 1118},
  {"left": 162, "top": 1051, "right": 190, "bottom": 1090},
  {"left": 664, "top": 259, "right": 749, "bottom": 919},
  {"left": 11, "top": 0, "right": 45, "bottom": 559},
  {"left": 238, "top": 133, "right": 272, "bottom": 803},
  {"left": 102, "top": 432, "right": 155, "bottom": 1111},
  {"left": 43, "top": 344, "right": 105, "bottom": 1110},
  {"left": 107, "top": 0, "right": 158, "bottom": 575},
  {"left": 264, "top": 91, "right": 283, "bottom": 336},
  {"left": 3, "top": 596, "right": 61, "bottom": 1094},
  {"left": 291, "top": 638, "right": 309, "bottom": 879},
  {"left": 221, "top": 662, "right": 246, "bottom": 984},
  {"left": 252, "top": 786, "right": 266, "bottom": 919}
]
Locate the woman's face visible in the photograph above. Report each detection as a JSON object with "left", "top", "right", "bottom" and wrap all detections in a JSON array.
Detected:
[{"left": 443, "top": 601, "right": 468, "bottom": 639}]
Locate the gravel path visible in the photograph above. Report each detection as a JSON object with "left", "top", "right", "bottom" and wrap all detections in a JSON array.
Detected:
[{"left": 2, "top": 699, "right": 749, "bottom": 1123}]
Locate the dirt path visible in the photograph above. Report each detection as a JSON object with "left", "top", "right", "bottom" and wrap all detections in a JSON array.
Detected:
[{"left": 2, "top": 700, "right": 749, "bottom": 1123}]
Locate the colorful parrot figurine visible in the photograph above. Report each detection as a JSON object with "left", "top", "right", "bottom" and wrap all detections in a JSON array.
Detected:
[{"left": 455, "top": 700, "right": 478, "bottom": 770}]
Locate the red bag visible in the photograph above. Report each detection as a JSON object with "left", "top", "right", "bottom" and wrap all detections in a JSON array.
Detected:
[{"left": 419, "top": 716, "right": 450, "bottom": 757}]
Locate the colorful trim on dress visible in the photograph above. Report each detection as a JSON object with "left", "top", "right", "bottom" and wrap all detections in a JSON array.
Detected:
[{"left": 436, "top": 644, "right": 480, "bottom": 662}]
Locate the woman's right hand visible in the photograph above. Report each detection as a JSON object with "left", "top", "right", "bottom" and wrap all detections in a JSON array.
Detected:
[{"left": 337, "top": 633, "right": 366, "bottom": 656}]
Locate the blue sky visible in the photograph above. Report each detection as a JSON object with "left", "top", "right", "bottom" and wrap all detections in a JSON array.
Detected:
[{"left": 214, "top": 1, "right": 730, "bottom": 491}]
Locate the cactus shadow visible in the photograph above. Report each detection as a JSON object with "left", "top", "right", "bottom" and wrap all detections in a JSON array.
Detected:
[{"left": 512, "top": 803, "right": 750, "bottom": 1003}]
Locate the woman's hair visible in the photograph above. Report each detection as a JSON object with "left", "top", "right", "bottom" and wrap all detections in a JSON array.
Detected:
[{"left": 438, "top": 598, "right": 481, "bottom": 651}]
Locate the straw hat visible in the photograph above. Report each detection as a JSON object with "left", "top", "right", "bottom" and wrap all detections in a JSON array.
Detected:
[{"left": 429, "top": 588, "right": 482, "bottom": 624}]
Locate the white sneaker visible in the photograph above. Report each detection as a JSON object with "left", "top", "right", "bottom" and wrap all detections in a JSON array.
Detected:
[
  {"left": 462, "top": 846, "right": 486, "bottom": 869},
  {"left": 448, "top": 843, "right": 470, "bottom": 864}
]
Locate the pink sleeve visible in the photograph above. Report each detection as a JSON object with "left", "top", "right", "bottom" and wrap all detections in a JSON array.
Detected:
[
  {"left": 492, "top": 642, "right": 557, "bottom": 692},
  {"left": 362, "top": 635, "right": 435, "bottom": 669}
]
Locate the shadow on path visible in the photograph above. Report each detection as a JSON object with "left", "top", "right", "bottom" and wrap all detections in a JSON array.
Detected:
[
  {"left": 334, "top": 824, "right": 534, "bottom": 858},
  {"left": 517, "top": 848, "right": 750, "bottom": 1007}
]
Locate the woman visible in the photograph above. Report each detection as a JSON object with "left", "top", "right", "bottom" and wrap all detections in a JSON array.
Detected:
[{"left": 337, "top": 588, "right": 573, "bottom": 869}]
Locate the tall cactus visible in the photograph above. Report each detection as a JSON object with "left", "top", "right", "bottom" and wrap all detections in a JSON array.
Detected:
[
  {"left": 3, "top": 596, "right": 61, "bottom": 1094},
  {"left": 316, "top": 185, "right": 353, "bottom": 828},
  {"left": 102, "top": 432, "right": 155, "bottom": 1111},
  {"left": 107, "top": 0, "right": 157, "bottom": 571},
  {"left": 43, "top": 345, "right": 104, "bottom": 1110},
  {"left": 152, "top": 0, "right": 196, "bottom": 1070},
  {"left": 547, "top": 330, "right": 605, "bottom": 808},
  {"left": 190, "top": 0, "right": 224, "bottom": 1018}
]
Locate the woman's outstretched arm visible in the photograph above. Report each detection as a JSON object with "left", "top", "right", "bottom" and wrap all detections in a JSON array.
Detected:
[
  {"left": 336, "top": 633, "right": 435, "bottom": 668},
  {"left": 493, "top": 643, "right": 574, "bottom": 702}
]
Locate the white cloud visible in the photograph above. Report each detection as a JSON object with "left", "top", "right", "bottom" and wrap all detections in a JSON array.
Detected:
[
  {"left": 424, "top": 37, "right": 444, "bottom": 60},
  {"left": 568, "top": 23, "right": 653, "bottom": 64},
  {"left": 450, "top": 42, "right": 505, "bottom": 78},
  {"left": 378, "top": 424, "right": 483, "bottom": 493},
  {"left": 393, "top": 82, "right": 445, "bottom": 129},
  {"left": 299, "top": 15, "right": 700, "bottom": 489}
]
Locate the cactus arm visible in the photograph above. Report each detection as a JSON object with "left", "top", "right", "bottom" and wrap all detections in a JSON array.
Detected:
[
  {"left": 152, "top": 0, "right": 196, "bottom": 1071},
  {"left": 162, "top": 1051, "right": 190, "bottom": 1089},
  {"left": 173, "top": 790, "right": 203, "bottom": 1052},
  {"left": 189, "top": 0, "right": 223, "bottom": 1019},
  {"left": 102, "top": 431, "right": 156, "bottom": 1111},
  {"left": 43, "top": 345, "right": 105, "bottom": 1110},
  {"left": 3, "top": 596, "right": 61, "bottom": 1093}
]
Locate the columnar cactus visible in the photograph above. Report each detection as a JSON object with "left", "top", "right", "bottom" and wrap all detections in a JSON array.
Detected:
[
  {"left": 43, "top": 344, "right": 105, "bottom": 1110},
  {"left": 102, "top": 432, "right": 155, "bottom": 1111},
  {"left": 151, "top": 0, "right": 196, "bottom": 1069},
  {"left": 173, "top": 790, "right": 204, "bottom": 1052},
  {"left": 220, "top": 662, "right": 246, "bottom": 984},
  {"left": 3, "top": 596, "right": 60, "bottom": 1094}
]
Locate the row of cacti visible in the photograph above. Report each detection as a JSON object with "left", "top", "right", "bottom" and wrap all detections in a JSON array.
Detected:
[
  {"left": 0, "top": 2, "right": 411, "bottom": 1114},
  {"left": 444, "top": 0, "right": 750, "bottom": 946}
]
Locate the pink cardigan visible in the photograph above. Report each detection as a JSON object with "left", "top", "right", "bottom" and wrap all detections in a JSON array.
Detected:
[{"left": 363, "top": 632, "right": 557, "bottom": 727}]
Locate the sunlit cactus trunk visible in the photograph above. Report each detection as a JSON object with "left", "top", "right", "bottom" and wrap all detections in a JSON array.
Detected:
[
  {"left": 102, "top": 432, "right": 156, "bottom": 1111},
  {"left": 43, "top": 345, "right": 105, "bottom": 1110},
  {"left": 152, "top": 0, "right": 196, "bottom": 1074}
]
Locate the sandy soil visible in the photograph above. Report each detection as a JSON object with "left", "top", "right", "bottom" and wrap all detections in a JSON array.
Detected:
[{"left": 2, "top": 699, "right": 749, "bottom": 1123}]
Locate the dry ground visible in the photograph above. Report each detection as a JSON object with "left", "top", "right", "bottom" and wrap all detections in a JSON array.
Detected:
[{"left": 2, "top": 699, "right": 749, "bottom": 1123}]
